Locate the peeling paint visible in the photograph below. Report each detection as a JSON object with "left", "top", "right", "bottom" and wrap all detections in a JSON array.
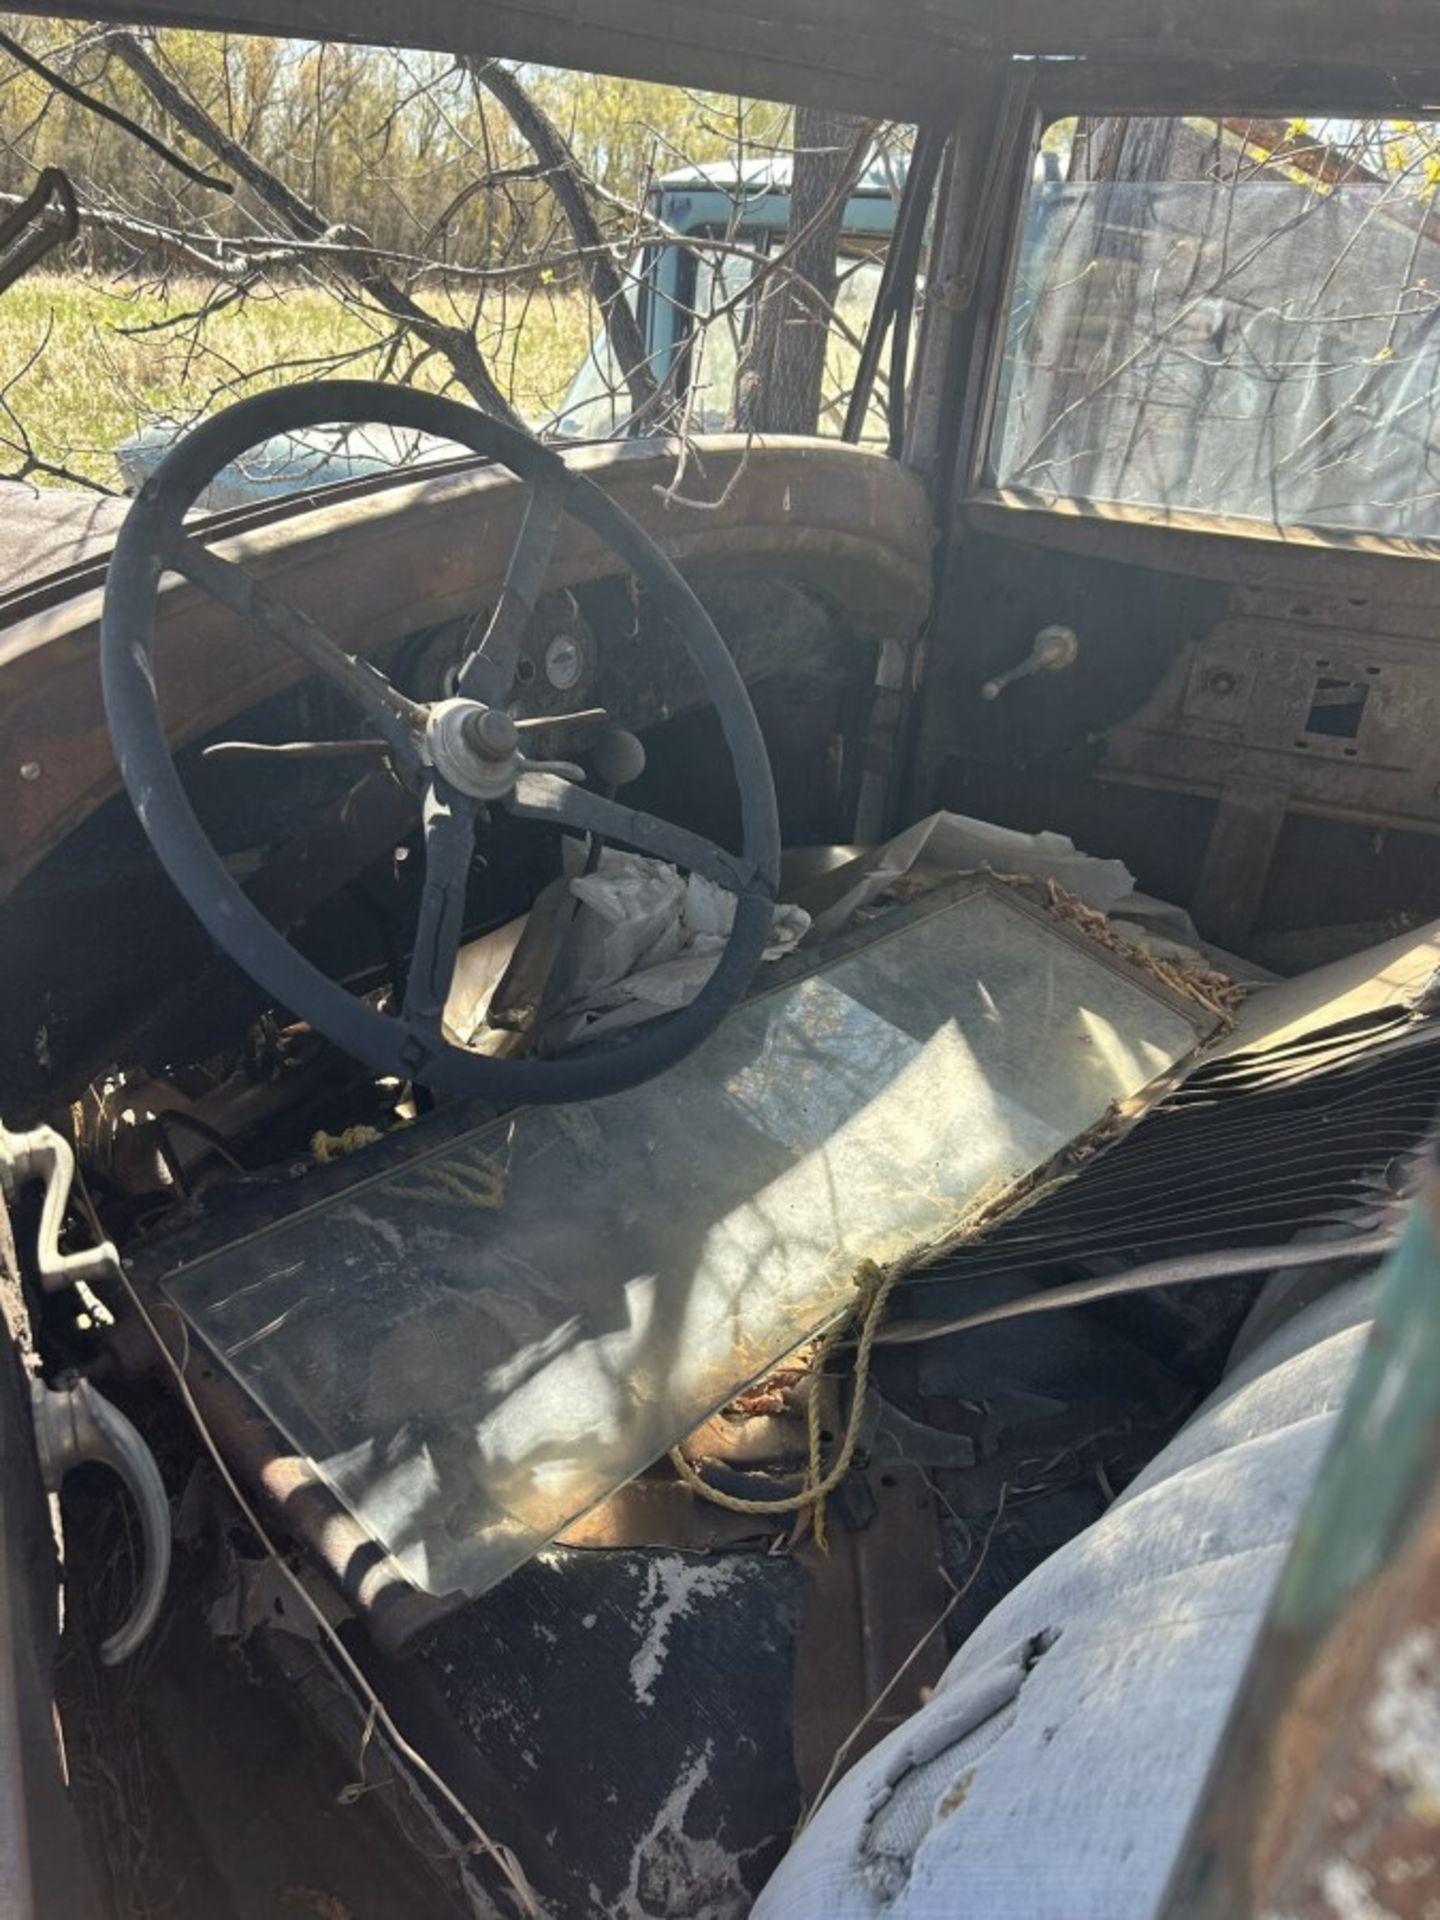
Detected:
[
  {"left": 1368, "top": 1628, "right": 1440, "bottom": 1819},
  {"left": 607, "top": 1740, "right": 751, "bottom": 1920},
  {"left": 628, "top": 1556, "right": 744, "bottom": 1708}
]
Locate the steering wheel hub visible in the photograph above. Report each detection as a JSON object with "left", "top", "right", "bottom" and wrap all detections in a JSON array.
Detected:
[{"left": 426, "top": 698, "right": 523, "bottom": 800}]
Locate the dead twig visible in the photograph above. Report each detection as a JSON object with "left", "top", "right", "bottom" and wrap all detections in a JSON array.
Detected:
[
  {"left": 797, "top": 1487, "right": 1011, "bottom": 1829},
  {"left": 105, "top": 29, "right": 522, "bottom": 425}
]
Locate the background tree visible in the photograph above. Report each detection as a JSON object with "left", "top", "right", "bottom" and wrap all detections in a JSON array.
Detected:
[
  {"left": 733, "top": 104, "right": 872, "bottom": 433},
  {"left": 0, "top": 20, "right": 899, "bottom": 487}
]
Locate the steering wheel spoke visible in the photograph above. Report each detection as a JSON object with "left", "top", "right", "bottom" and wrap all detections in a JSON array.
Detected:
[
  {"left": 455, "top": 476, "right": 570, "bottom": 706},
  {"left": 401, "top": 779, "right": 478, "bottom": 1039},
  {"left": 507, "top": 770, "right": 766, "bottom": 898},
  {"left": 166, "top": 532, "right": 426, "bottom": 767}
]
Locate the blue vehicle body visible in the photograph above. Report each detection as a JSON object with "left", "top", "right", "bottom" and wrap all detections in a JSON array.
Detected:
[{"left": 553, "top": 153, "right": 903, "bottom": 441}]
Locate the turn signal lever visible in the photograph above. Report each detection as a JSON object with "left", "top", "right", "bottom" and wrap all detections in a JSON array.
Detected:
[{"left": 980, "top": 624, "right": 1080, "bottom": 702}]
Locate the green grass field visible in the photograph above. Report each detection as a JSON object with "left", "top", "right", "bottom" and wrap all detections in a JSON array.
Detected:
[{"left": 0, "top": 272, "right": 593, "bottom": 490}]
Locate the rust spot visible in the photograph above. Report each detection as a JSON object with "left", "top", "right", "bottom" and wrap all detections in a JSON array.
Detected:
[{"left": 936, "top": 1767, "right": 977, "bottom": 1819}]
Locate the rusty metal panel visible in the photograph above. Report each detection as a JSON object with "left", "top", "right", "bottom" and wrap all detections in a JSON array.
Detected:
[
  {"left": 0, "top": 438, "right": 931, "bottom": 899},
  {"left": 158, "top": 876, "right": 1209, "bottom": 1604},
  {"left": 1101, "top": 616, "right": 1440, "bottom": 834},
  {"left": 1161, "top": 1161, "right": 1440, "bottom": 1919}
]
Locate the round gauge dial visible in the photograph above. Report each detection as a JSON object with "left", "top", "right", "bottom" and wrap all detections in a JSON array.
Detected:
[{"left": 543, "top": 632, "right": 585, "bottom": 692}]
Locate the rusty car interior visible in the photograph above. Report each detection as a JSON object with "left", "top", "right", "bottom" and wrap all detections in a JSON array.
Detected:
[{"left": 3, "top": 4, "right": 1440, "bottom": 1919}]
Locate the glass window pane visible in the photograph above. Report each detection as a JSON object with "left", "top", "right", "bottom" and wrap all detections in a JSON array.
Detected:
[
  {"left": 988, "top": 115, "right": 1440, "bottom": 541},
  {"left": 820, "top": 255, "right": 889, "bottom": 439},
  {"left": 161, "top": 877, "right": 1209, "bottom": 1602},
  {"left": 689, "top": 245, "right": 889, "bottom": 437},
  {"left": 686, "top": 247, "right": 759, "bottom": 432},
  {"left": 559, "top": 234, "right": 893, "bottom": 442}
]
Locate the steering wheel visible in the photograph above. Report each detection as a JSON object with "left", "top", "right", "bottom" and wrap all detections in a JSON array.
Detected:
[{"left": 101, "top": 381, "right": 781, "bottom": 1104}]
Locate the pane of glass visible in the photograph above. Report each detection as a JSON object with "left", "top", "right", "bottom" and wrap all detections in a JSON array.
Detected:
[
  {"left": 552, "top": 265, "right": 678, "bottom": 441},
  {"left": 556, "top": 240, "right": 891, "bottom": 441},
  {"left": 551, "top": 326, "right": 629, "bottom": 441},
  {"left": 989, "top": 115, "right": 1440, "bottom": 540},
  {"left": 819, "top": 254, "right": 889, "bottom": 439},
  {"left": 689, "top": 245, "right": 890, "bottom": 437},
  {"left": 162, "top": 878, "right": 1209, "bottom": 1602},
  {"left": 685, "top": 247, "right": 761, "bottom": 431}
]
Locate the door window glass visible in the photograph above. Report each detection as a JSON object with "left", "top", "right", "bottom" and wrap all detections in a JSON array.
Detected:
[{"left": 988, "top": 115, "right": 1440, "bottom": 540}]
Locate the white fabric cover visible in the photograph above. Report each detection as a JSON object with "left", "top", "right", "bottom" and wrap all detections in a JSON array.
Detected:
[{"left": 753, "top": 1273, "right": 1380, "bottom": 1920}]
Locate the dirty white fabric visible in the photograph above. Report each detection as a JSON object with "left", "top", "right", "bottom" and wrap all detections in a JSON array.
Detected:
[{"left": 753, "top": 1271, "right": 1380, "bottom": 1920}]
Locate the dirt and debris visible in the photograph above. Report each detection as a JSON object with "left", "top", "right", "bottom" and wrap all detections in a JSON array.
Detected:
[{"left": 988, "top": 869, "right": 1247, "bottom": 1028}]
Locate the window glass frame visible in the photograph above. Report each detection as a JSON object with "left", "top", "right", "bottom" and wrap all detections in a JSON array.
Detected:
[{"left": 965, "top": 95, "right": 1440, "bottom": 561}]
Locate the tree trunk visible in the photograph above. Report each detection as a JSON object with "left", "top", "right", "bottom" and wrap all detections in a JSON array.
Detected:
[{"left": 732, "top": 106, "right": 870, "bottom": 435}]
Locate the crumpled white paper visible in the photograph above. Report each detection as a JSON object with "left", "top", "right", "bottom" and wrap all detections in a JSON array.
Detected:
[
  {"left": 548, "top": 847, "right": 810, "bottom": 1046},
  {"left": 443, "top": 842, "right": 810, "bottom": 1050}
]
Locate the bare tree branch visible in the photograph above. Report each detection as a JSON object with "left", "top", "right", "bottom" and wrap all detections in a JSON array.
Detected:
[
  {"left": 104, "top": 28, "right": 523, "bottom": 425},
  {"left": 0, "top": 23, "right": 914, "bottom": 500},
  {"left": 0, "top": 314, "right": 119, "bottom": 492},
  {"left": 0, "top": 26, "right": 232, "bottom": 194},
  {"left": 468, "top": 58, "right": 662, "bottom": 426}
]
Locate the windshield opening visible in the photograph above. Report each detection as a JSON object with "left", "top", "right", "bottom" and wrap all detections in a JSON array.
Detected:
[{"left": 554, "top": 235, "right": 891, "bottom": 442}]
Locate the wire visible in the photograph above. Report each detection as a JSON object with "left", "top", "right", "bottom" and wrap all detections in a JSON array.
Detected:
[
  {"left": 871, "top": 1229, "right": 1400, "bottom": 1349},
  {"left": 0, "top": 29, "right": 233, "bottom": 195},
  {"left": 67, "top": 1165, "right": 551, "bottom": 1919}
]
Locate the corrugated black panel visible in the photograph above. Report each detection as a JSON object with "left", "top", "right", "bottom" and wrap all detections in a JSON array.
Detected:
[{"left": 907, "top": 1016, "right": 1440, "bottom": 1287}]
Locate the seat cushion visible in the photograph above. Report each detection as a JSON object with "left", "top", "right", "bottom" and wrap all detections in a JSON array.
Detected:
[{"left": 753, "top": 1272, "right": 1380, "bottom": 1920}]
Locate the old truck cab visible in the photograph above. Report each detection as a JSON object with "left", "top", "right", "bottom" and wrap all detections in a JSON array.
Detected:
[{"left": 0, "top": 10, "right": 1437, "bottom": 1920}]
